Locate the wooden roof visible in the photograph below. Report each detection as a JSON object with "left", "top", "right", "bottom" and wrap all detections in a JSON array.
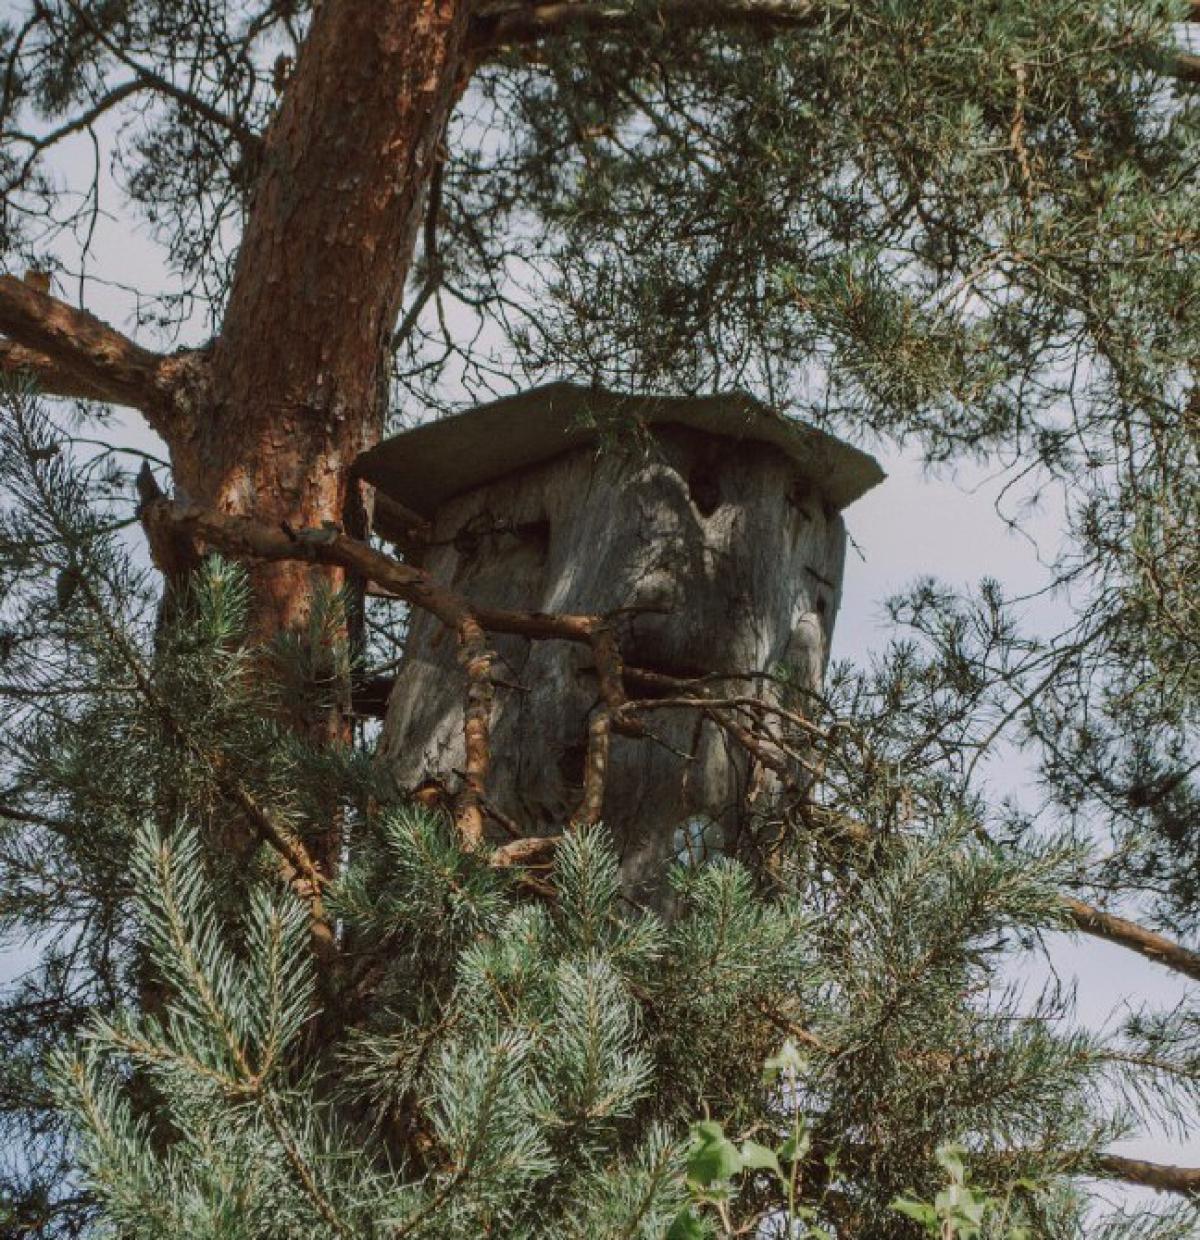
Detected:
[{"left": 355, "top": 383, "right": 885, "bottom": 527}]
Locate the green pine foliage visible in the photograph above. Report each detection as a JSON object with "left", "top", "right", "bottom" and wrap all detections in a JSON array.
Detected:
[{"left": 0, "top": 390, "right": 1193, "bottom": 1236}]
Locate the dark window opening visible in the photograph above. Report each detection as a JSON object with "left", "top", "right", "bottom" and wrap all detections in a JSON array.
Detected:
[
  {"left": 688, "top": 458, "right": 722, "bottom": 516},
  {"left": 558, "top": 743, "right": 587, "bottom": 789}
]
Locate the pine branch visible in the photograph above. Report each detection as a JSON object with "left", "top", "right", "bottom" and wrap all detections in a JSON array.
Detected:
[
  {"left": 1092, "top": 1152, "right": 1200, "bottom": 1198},
  {"left": 60, "top": 0, "right": 263, "bottom": 156},
  {"left": 0, "top": 276, "right": 203, "bottom": 429},
  {"left": 1062, "top": 897, "right": 1200, "bottom": 984},
  {"left": 58, "top": 520, "right": 333, "bottom": 957}
]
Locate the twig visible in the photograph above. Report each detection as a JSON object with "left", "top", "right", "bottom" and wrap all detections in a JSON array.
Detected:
[{"left": 453, "top": 616, "right": 494, "bottom": 849}]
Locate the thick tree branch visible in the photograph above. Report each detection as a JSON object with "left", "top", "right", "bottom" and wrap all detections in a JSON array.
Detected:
[
  {"left": 575, "top": 708, "right": 612, "bottom": 826},
  {"left": 0, "top": 276, "right": 201, "bottom": 429},
  {"left": 145, "top": 498, "right": 599, "bottom": 643},
  {"left": 1175, "top": 51, "right": 1200, "bottom": 84},
  {"left": 1063, "top": 896, "right": 1200, "bottom": 985},
  {"left": 0, "top": 339, "right": 122, "bottom": 404},
  {"left": 470, "top": 1, "right": 1200, "bottom": 91},
  {"left": 1093, "top": 1152, "right": 1200, "bottom": 1198},
  {"left": 470, "top": 0, "right": 817, "bottom": 47},
  {"left": 141, "top": 498, "right": 1200, "bottom": 993}
]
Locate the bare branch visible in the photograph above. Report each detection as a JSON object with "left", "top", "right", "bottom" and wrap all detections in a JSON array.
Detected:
[
  {"left": 1063, "top": 896, "right": 1200, "bottom": 985},
  {"left": 0, "top": 276, "right": 202, "bottom": 430},
  {"left": 392, "top": 152, "right": 447, "bottom": 352},
  {"left": 454, "top": 616, "right": 494, "bottom": 849},
  {"left": 1093, "top": 1152, "right": 1200, "bottom": 1198},
  {"left": 575, "top": 708, "right": 612, "bottom": 827},
  {"left": 1176, "top": 51, "right": 1200, "bottom": 85},
  {"left": 62, "top": 0, "right": 263, "bottom": 156},
  {"left": 490, "top": 835, "right": 559, "bottom": 868},
  {"left": 145, "top": 498, "right": 600, "bottom": 643},
  {"left": 3, "top": 80, "right": 143, "bottom": 178},
  {"left": 0, "top": 339, "right": 124, "bottom": 404}
]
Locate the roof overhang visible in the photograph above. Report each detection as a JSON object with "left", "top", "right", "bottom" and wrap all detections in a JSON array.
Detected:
[{"left": 355, "top": 383, "right": 885, "bottom": 533}]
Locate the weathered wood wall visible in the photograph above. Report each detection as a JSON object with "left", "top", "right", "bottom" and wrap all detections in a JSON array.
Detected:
[{"left": 377, "top": 423, "right": 850, "bottom": 904}]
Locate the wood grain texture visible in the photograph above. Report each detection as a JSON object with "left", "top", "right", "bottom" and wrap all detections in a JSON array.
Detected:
[{"left": 378, "top": 425, "right": 848, "bottom": 905}]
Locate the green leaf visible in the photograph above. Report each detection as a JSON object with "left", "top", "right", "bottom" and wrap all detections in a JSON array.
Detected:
[
  {"left": 687, "top": 1122, "right": 742, "bottom": 1186},
  {"left": 892, "top": 1196, "right": 939, "bottom": 1230},
  {"left": 779, "top": 1127, "right": 812, "bottom": 1166},
  {"left": 935, "top": 1142, "right": 968, "bottom": 1183},
  {"left": 763, "top": 1039, "right": 807, "bottom": 1085},
  {"left": 666, "top": 1208, "right": 706, "bottom": 1240},
  {"left": 739, "top": 1140, "right": 782, "bottom": 1179}
]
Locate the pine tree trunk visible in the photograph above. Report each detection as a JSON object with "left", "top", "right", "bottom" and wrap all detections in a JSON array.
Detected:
[
  {"left": 172, "top": 0, "right": 471, "bottom": 636},
  {"left": 163, "top": 0, "right": 471, "bottom": 873}
]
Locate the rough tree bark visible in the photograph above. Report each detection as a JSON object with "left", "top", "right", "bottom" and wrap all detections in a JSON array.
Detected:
[
  {"left": 191, "top": 0, "right": 471, "bottom": 637},
  {"left": 2, "top": 0, "right": 474, "bottom": 876}
]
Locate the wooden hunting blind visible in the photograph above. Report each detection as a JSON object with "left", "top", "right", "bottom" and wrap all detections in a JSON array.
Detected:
[{"left": 356, "top": 383, "right": 883, "bottom": 903}]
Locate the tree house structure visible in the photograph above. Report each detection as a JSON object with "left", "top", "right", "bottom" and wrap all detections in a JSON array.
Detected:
[{"left": 356, "top": 383, "right": 883, "bottom": 902}]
